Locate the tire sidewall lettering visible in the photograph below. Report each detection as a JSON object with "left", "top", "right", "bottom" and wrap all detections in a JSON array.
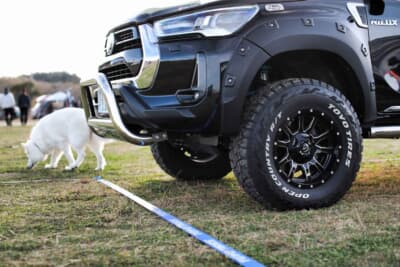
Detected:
[{"left": 327, "top": 103, "right": 353, "bottom": 168}]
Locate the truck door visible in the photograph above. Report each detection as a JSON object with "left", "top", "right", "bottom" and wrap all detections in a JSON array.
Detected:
[{"left": 367, "top": 0, "right": 400, "bottom": 116}]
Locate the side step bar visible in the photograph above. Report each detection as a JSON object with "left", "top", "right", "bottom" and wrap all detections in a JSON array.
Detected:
[{"left": 370, "top": 126, "right": 400, "bottom": 138}]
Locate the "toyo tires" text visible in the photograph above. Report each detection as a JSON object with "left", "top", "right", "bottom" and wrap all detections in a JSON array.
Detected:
[{"left": 230, "top": 78, "right": 362, "bottom": 210}]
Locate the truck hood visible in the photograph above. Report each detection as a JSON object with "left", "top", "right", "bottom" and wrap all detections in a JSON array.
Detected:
[{"left": 110, "top": 0, "right": 302, "bottom": 33}]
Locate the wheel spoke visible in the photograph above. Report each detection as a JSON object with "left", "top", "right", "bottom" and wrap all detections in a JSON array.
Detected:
[
  {"left": 277, "top": 139, "right": 290, "bottom": 148},
  {"left": 315, "top": 145, "right": 334, "bottom": 154},
  {"left": 283, "top": 125, "right": 295, "bottom": 138},
  {"left": 313, "top": 130, "right": 330, "bottom": 141},
  {"left": 297, "top": 115, "right": 305, "bottom": 133},
  {"left": 304, "top": 116, "right": 317, "bottom": 133},
  {"left": 310, "top": 157, "right": 325, "bottom": 173},
  {"left": 301, "top": 163, "right": 312, "bottom": 181},
  {"left": 287, "top": 160, "right": 298, "bottom": 178},
  {"left": 278, "top": 151, "right": 290, "bottom": 165}
]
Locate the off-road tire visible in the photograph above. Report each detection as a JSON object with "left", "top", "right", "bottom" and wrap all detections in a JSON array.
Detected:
[
  {"left": 230, "top": 78, "right": 362, "bottom": 210},
  {"left": 151, "top": 141, "right": 231, "bottom": 180}
]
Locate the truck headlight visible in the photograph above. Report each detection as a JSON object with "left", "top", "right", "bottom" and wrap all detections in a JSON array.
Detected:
[{"left": 154, "top": 5, "right": 259, "bottom": 38}]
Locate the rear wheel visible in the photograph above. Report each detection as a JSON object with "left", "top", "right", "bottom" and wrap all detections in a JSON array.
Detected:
[
  {"left": 151, "top": 141, "right": 231, "bottom": 180},
  {"left": 230, "top": 78, "right": 362, "bottom": 210}
]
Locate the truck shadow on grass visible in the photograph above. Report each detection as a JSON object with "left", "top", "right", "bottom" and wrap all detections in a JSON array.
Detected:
[
  {"left": 118, "top": 163, "right": 400, "bottom": 215},
  {"left": 3, "top": 160, "right": 400, "bottom": 213}
]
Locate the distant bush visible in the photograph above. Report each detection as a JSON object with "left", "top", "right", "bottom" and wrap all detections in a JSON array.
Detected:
[{"left": 31, "top": 72, "right": 81, "bottom": 83}]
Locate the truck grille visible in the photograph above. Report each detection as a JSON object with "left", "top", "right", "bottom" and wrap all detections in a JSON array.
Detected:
[
  {"left": 101, "top": 26, "right": 143, "bottom": 82},
  {"left": 100, "top": 64, "right": 133, "bottom": 81},
  {"left": 111, "top": 27, "right": 141, "bottom": 55}
]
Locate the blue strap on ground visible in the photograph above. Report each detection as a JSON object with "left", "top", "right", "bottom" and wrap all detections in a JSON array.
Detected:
[{"left": 95, "top": 176, "right": 266, "bottom": 267}]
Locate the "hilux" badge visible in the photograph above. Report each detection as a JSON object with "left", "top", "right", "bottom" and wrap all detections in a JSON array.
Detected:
[{"left": 371, "top": 19, "right": 398, "bottom": 26}]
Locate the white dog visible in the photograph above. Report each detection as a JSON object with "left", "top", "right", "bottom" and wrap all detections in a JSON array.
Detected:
[{"left": 22, "top": 108, "right": 107, "bottom": 170}]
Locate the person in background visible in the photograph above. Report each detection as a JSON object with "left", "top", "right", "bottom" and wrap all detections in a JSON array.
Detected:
[
  {"left": 18, "top": 89, "right": 31, "bottom": 125},
  {"left": 1, "top": 88, "right": 16, "bottom": 126}
]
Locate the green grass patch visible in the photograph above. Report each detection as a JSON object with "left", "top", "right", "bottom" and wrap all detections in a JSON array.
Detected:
[{"left": 0, "top": 125, "right": 399, "bottom": 266}]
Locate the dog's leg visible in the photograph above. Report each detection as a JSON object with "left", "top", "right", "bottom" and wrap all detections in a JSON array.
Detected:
[
  {"left": 88, "top": 138, "right": 106, "bottom": 171},
  {"left": 45, "top": 150, "right": 63, "bottom": 169},
  {"left": 52, "top": 150, "right": 63, "bottom": 168},
  {"left": 63, "top": 146, "right": 76, "bottom": 171},
  {"left": 72, "top": 147, "right": 86, "bottom": 169},
  {"left": 94, "top": 148, "right": 106, "bottom": 171}
]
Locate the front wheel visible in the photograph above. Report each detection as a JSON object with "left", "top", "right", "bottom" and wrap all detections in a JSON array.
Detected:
[
  {"left": 230, "top": 79, "right": 362, "bottom": 210},
  {"left": 151, "top": 141, "right": 231, "bottom": 181}
]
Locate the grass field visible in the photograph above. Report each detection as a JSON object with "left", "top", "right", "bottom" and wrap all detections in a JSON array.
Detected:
[{"left": 0, "top": 125, "right": 399, "bottom": 266}]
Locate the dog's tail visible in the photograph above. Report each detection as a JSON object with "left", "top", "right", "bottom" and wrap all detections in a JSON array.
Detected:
[{"left": 90, "top": 131, "right": 115, "bottom": 144}]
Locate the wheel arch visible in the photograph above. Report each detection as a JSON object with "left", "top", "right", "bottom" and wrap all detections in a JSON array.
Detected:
[{"left": 220, "top": 33, "right": 376, "bottom": 135}]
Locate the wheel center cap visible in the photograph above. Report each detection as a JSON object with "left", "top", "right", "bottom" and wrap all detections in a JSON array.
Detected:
[
  {"left": 292, "top": 133, "right": 311, "bottom": 148},
  {"left": 290, "top": 133, "right": 315, "bottom": 162},
  {"left": 300, "top": 143, "right": 311, "bottom": 155}
]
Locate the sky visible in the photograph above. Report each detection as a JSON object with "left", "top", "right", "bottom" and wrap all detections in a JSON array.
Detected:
[{"left": 0, "top": 0, "right": 194, "bottom": 80}]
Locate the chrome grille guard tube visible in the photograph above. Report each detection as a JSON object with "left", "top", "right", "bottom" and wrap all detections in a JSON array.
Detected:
[{"left": 81, "top": 73, "right": 157, "bottom": 146}]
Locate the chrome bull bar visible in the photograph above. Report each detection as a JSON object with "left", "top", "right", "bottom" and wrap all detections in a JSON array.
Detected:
[{"left": 81, "top": 73, "right": 166, "bottom": 146}]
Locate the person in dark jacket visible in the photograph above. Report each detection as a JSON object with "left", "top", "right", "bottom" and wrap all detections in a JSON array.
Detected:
[{"left": 18, "top": 89, "right": 31, "bottom": 125}]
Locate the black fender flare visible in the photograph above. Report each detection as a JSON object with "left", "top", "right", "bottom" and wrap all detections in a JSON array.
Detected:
[
  {"left": 220, "top": 39, "right": 270, "bottom": 135},
  {"left": 220, "top": 16, "right": 376, "bottom": 135}
]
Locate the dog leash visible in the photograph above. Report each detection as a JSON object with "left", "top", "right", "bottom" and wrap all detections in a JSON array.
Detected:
[{"left": 95, "top": 176, "right": 266, "bottom": 267}]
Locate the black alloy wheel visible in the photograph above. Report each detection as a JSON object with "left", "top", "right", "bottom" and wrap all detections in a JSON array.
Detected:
[{"left": 274, "top": 109, "right": 341, "bottom": 189}]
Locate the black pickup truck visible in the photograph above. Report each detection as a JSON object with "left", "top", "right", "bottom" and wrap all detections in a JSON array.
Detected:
[{"left": 81, "top": 0, "right": 400, "bottom": 210}]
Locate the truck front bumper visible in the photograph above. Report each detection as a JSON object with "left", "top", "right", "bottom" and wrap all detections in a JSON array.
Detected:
[
  {"left": 81, "top": 23, "right": 239, "bottom": 144},
  {"left": 80, "top": 73, "right": 167, "bottom": 145}
]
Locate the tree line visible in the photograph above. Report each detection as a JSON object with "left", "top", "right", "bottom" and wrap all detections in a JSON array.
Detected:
[{"left": 31, "top": 72, "right": 81, "bottom": 83}]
